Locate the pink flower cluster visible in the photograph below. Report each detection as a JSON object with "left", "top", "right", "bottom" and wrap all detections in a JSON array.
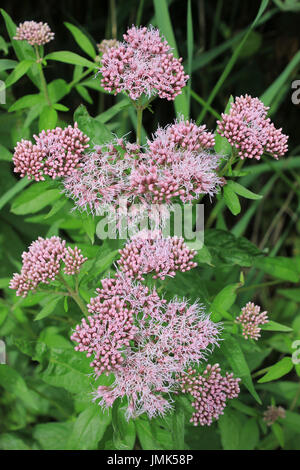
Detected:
[
  {"left": 217, "top": 95, "right": 288, "bottom": 160},
  {"left": 117, "top": 233, "right": 197, "bottom": 280},
  {"left": 63, "top": 120, "right": 221, "bottom": 223},
  {"left": 148, "top": 120, "right": 215, "bottom": 163},
  {"left": 263, "top": 405, "right": 286, "bottom": 426},
  {"left": 13, "top": 123, "right": 90, "bottom": 181},
  {"left": 100, "top": 26, "right": 189, "bottom": 101},
  {"left": 72, "top": 272, "right": 220, "bottom": 419},
  {"left": 180, "top": 364, "right": 240, "bottom": 426},
  {"left": 235, "top": 302, "right": 269, "bottom": 340},
  {"left": 9, "top": 236, "right": 87, "bottom": 297},
  {"left": 14, "top": 21, "right": 55, "bottom": 46},
  {"left": 97, "top": 39, "right": 120, "bottom": 55}
]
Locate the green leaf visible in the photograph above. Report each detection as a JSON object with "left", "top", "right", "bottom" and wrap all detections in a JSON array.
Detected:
[
  {"left": 260, "top": 321, "right": 292, "bottom": 332},
  {"left": 67, "top": 405, "right": 111, "bottom": 450},
  {"left": 238, "top": 418, "right": 259, "bottom": 450},
  {"left": 5, "top": 59, "right": 34, "bottom": 87},
  {"left": 9, "top": 93, "right": 45, "bottom": 112},
  {"left": 278, "top": 288, "right": 300, "bottom": 302},
  {"left": 223, "top": 185, "right": 241, "bottom": 215},
  {"left": 0, "top": 59, "right": 18, "bottom": 72},
  {"left": 283, "top": 410, "right": 300, "bottom": 433},
  {"left": 74, "top": 104, "right": 112, "bottom": 143},
  {"left": 0, "top": 177, "right": 30, "bottom": 211},
  {"left": 35, "top": 296, "right": 61, "bottom": 321},
  {"left": 39, "top": 106, "right": 58, "bottom": 131},
  {"left": 112, "top": 403, "right": 136, "bottom": 450},
  {"left": 76, "top": 84, "right": 93, "bottom": 104},
  {"left": 205, "top": 229, "right": 262, "bottom": 267},
  {"left": 40, "top": 348, "right": 93, "bottom": 394},
  {"left": 171, "top": 404, "right": 185, "bottom": 450},
  {"left": 226, "top": 181, "right": 262, "bottom": 200},
  {"left": 48, "top": 78, "right": 70, "bottom": 103},
  {"left": 214, "top": 95, "right": 234, "bottom": 155},
  {"left": 218, "top": 409, "right": 241, "bottom": 450},
  {"left": 222, "top": 335, "right": 261, "bottom": 404},
  {"left": 0, "top": 433, "right": 30, "bottom": 450},
  {"left": 194, "top": 245, "right": 213, "bottom": 266},
  {"left": 254, "top": 257, "right": 300, "bottom": 283},
  {"left": 33, "top": 422, "right": 73, "bottom": 450},
  {"left": 45, "top": 51, "right": 97, "bottom": 69},
  {"left": 11, "top": 184, "right": 61, "bottom": 215},
  {"left": 0, "top": 364, "right": 39, "bottom": 411},
  {"left": 258, "top": 357, "right": 293, "bottom": 383},
  {"left": 212, "top": 283, "right": 240, "bottom": 313},
  {"left": 0, "top": 144, "right": 12, "bottom": 161},
  {"left": 64, "top": 22, "right": 95, "bottom": 59},
  {"left": 272, "top": 422, "right": 284, "bottom": 448},
  {"left": 135, "top": 417, "right": 163, "bottom": 450}
]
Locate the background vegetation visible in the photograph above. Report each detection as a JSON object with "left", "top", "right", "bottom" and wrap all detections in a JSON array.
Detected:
[{"left": 0, "top": 0, "right": 300, "bottom": 450}]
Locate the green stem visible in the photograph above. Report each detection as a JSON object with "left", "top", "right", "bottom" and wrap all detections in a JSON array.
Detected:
[
  {"left": 34, "top": 45, "right": 51, "bottom": 106},
  {"left": 58, "top": 274, "right": 88, "bottom": 318},
  {"left": 238, "top": 280, "right": 283, "bottom": 293},
  {"left": 69, "top": 68, "right": 93, "bottom": 89},
  {"left": 136, "top": 106, "right": 143, "bottom": 146}
]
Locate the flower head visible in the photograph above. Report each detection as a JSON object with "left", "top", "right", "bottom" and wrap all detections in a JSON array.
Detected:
[
  {"left": 217, "top": 95, "right": 288, "bottom": 160},
  {"left": 100, "top": 25, "right": 188, "bottom": 101},
  {"left": 9, "top": 236, "right": 87, "bottom": 297},
  {"left": 14, "top": 21, "right": 54, "bottom": 46},
  {"left": 263, "top": 405, "right": 286, "bottom": 426},
  {"left": 148, "top": 119, "right": 215, "bottom": 164},
  {"left": 13, "top": 123, "right": 89, "bottom": 181},
  {"left": 236, "top": 302, "right": 268, "bottom": 340},
  {"left": 72, "top": 273, "right": 220, "bottom": 419},
  {"left": 97, "top": 39, "right": 120, "bottom": 55},
  {"left": 180, "top": 364, "right": 240, "bottom": 426},
  {"left": 117, "top": 233, "right": 197, "bottom": 280}
]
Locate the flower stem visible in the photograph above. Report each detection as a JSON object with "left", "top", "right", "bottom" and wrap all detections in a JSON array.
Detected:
[
  {"left": 34, "top": 45, "right": 51, "bottom": 107},
  {"left": 136, "top": 106, "right": 143, "bottom": 146},
  {"left": 58, "top": 274, "right": 88, "bottom": 318}
]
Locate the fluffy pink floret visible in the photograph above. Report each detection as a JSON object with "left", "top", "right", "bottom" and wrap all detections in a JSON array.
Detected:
[
  {"left": 148, "top": 119, "right": 215, "bottom": 164},
  {"left": 13, "top": 123, "right": 90, "bottom": 181},
  {"left": 117, "top": 234, "right": 197, "bottom": 280},
  {"left": 217, "top": 94, "right": 288, "bottom": 160},
  {"left": 235, "top": 302, "right": 268, "bottom": 340},
  {"left": 180, "top": 364, "right": 240, "bottom": 426},
  {"left": 14, "top": 21, "right": 54, "bottom": 46},
  {"left": 9, "top": 236, "right": 87, "bottom": 297},
  {"left": 100, "top": 25, "right": 189, "bottom": 101}
]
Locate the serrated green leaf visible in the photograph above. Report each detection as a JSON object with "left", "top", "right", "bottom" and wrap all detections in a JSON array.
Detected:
[
  {"left": 11, "top": 184, "right": 61, "bottom": 215},
  {"left": 67, "top": 405, "right": 111, "bottom": 450},
  {"left": 5, "top": 59, "right": 34, "bottom": 87},
  {"left": 35, "top": 296, "right": 61, "bottom": 321}
]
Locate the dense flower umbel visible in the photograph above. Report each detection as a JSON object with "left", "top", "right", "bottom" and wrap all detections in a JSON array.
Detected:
[
  {"left": 9, "top": 237, "right": 87, "bottom": 297},
  {"left": 180, "top": 364, "right": 240, "bottom": 426},
  {"left": 263, "top": 405, "right": 286, "bottom": 426},
  {"left": 63, "top": 125, "right": 221, "bottom": 223},
  {"left": 72, "top": 273, "right": 220, "bottom": 419},
  {"left": 97, "top": 39, "right": 120, "bottom": 55},
  {"left": 63, "top": 139, "right": 137, "bottom": 215},
  {"left": 148, "top": 119, "right": 215, "bottom": 164},
  {"left": 100, "top": 25, "right": 189, "bottom": 100},
  {"left": 14, "top": 21, "right": 54, "bottom": 46},
  {"left": 13, "top": 123, "right": 90, "bottom": 181},
  {"left": 117, "top": 233, "right": 197, "bottom": 280},
  {"left": 235, "top": 302, "right": 269, "bottom": 340},
  {"left": 217, "top": 95, "right": 288, "bottom": 160}
]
